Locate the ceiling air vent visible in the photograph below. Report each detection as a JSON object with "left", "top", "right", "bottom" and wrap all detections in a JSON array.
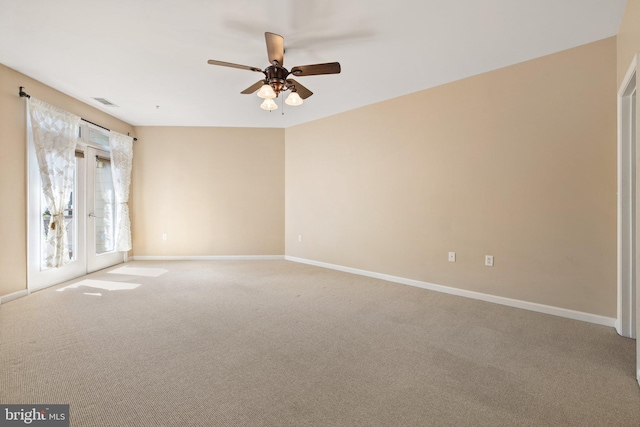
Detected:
[{"left": 92, "top": 97, "right": 118, "bottom": 107}]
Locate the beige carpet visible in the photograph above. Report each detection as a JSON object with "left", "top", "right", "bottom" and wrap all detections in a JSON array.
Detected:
[{"left": 1, "top": 260, "right": 639, "bottom": 426}]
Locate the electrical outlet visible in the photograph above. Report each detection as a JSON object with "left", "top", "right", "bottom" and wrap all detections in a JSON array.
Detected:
[
  {"left": 298, "top": 235, "right": 302, "bottom": 242},
  {"left": 448, "top": 252, "right": 456, "bottom": 262},
  {"left": 485, "top": 255, "right": 494, "bottom": 267}
]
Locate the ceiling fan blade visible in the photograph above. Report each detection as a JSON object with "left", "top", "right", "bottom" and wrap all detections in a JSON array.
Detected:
[
  {"left": 207, "top": 60, "right": 263, "bottom": 73},
  {"left": 265, "top": 32, "right": 285, "bottom": 66},
  {"left": 286, "top": 79, "right": 313, "bottom": 99},
  {"left": 290, "top": 62, "right": 341, "bottom": 77},
  {"left": 241, "top": 80, "right": 266, "bottom": 94}
]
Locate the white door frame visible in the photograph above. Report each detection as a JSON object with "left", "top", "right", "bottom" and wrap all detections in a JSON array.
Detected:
[
  {"left": 618, "top": 54, "right": 637, "bottom": 338},
  {"left": 617, "top": 53, "right": 639, "bottom": 386}
]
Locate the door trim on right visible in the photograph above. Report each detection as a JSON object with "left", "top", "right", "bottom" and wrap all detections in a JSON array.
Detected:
[{"left": 618, "top": 54, "right": 637, "bottom": 339}]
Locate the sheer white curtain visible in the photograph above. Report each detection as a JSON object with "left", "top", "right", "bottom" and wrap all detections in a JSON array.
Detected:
[
  {"left": 28, "top": 98, "right": 81, "bottom": 268},
  {"left": 109, "top": 131, "right": 133, "bottom": 251}
]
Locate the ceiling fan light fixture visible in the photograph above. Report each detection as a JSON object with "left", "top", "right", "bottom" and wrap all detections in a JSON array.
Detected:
[
  {"left": 257, "top": 84, "right": 276, "bottom": 99},
  {"left": 285, "top": 91, "right": 303, "bottom": 106},
  {"left": 260, "top": 98, "right": 278, "bottom": 111}
]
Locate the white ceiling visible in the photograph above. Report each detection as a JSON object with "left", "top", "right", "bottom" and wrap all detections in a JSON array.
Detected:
[{"left": 0, "top": 0, "right": 627, "bottom": 128}]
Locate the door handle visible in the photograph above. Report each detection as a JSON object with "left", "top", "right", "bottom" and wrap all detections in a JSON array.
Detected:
[{"left": 88, "top": 213, "right": 102, "bottom": 218}]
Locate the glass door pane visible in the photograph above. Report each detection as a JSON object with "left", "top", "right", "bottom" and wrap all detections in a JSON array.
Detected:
[
  {"left": 87, "top": 147, "right": 124, "bottom": 273},
  {"left": 94, "top": 157, "right": 115, "bottom": 254},
  {"left": 28, "top": 148, "right": 86, "bottom": 292},
  {"left": 40, "top": 166, "right": 76, "bottom": 269}
]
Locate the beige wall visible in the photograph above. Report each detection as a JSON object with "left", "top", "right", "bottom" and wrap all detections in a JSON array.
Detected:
[
  {"left": 131, "top": 127, "right": 284, "bottom": 256},
  {"left": 285, "top": 37, "right": 617, "bottom": 317},
  {"left": 617, "top": 0, "right": 640, "bottom": 86},
  {"left": 0, "top": 64, "right": 135, "bottom": 298}
]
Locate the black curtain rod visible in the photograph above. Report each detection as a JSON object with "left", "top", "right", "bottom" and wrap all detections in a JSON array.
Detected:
[{"left": 19, "top": 86, "right": 137, "bottom": 141}]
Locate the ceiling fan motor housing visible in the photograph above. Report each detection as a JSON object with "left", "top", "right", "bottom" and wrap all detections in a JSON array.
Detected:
[{"left": 265, "top": 65, "right": 289, "bottom": 95}]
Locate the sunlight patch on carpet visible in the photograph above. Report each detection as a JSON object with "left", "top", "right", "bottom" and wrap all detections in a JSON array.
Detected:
[
  {"left": 57, "top": 279, "right": 140, "bottom": 292},
  {"left": 108, "top": 266, "right": 168, "bottom": 277}
]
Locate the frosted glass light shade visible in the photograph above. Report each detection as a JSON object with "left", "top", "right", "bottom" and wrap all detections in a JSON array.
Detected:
[
  {"left": 285, "top": 91, "right": 303, "bottom": 106},
  {"left": 257, "top": 84, "right": 276, "bottom": 99},
  {"left": 260, "top": 98, "right": 278, "bottom": 111}
]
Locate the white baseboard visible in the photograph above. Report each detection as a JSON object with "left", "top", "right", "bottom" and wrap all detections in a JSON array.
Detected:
[
  {"left": 132, "top": 255, "right": 285, "bottom": 261},
  {"left": 0, "top": 289, "right": 29, "bottom": 305},
  {"left": 285, "top": 256, "right": 616, "bottom": 328}
]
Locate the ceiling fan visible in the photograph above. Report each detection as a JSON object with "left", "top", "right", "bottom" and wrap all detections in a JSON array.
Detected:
[{"left": 207, "top": 32, "right": 341, "bottom": 110}]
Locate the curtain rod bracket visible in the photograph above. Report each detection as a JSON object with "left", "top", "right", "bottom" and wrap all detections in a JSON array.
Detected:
[{"left": 19, "top": 86, "right": 31, "bottom": 98}]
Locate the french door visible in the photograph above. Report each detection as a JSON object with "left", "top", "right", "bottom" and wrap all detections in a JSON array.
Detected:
[
  {"left": 28, "top": 123, "right": 125, "bottom": 291},
  {"left": 86, "top": 146, "right": 123, "bottom": 272}
]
